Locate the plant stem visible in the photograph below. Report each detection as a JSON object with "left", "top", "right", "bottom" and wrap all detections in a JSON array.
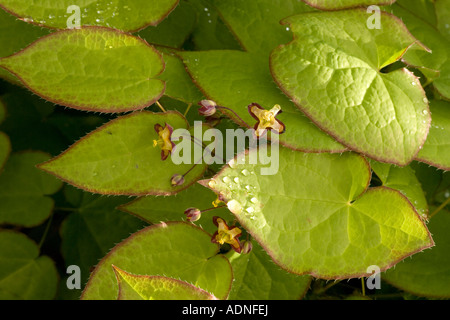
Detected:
[
  {"left": 156, "top": 100, "right": 166, "bottom": 113},
  {"left": 184, "top": 103, "right": 192, "bottom": 117},
  {"left": 361, "top": 277, "right": 366, "bottom": 296},
  {"left": 429, "top": 197, "right": 450, "bottom": 218},
  {"left": 38, "top": 212, "right": 54, "bottom": 250}
]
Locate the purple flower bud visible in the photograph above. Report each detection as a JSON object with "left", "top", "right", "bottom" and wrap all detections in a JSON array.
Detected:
[
  {"left": 171, "top": 174, "right": 185, "bottom": 186},
  {"left": 198, "top": 100, "right": 217, "bottom": 117},
  {"left": 184, "top": 207, "right": 201, "bottom": 222}
]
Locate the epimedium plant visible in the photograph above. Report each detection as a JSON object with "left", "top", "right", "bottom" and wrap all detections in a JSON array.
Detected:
[{"left": 0, "top": 0, "right": 449, "bottom": 300}]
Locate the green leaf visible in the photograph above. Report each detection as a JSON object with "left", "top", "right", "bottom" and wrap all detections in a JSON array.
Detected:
[
  {"left": 383, "top": 209, "right": 450, "bottom": 298},
  {"left": 212, "top": 0, "right": 314, "bottom": 55},
  {"left": 0, "top": 99, "right": 10, "bottom": 171},
  {"left": 369, "top": 160, "right": 428, "bottom": 217},
  {"left": 0, "top": 0, "right": 179, "bottom": 32},
  {"left": 137, "top": 1, "right": 196, "bottom": 48},
  {"left": 158, "top": 49, "right": 204, "bottom": 104},
  {"left": 59, "top": 185, "right": 147, "bottom": 298},
  {"left": 0, "top": 87, "right": 67, "bottom": 155},
  {"left": 0, "top": 98, "right": 5, "bottom": 123},
  {"left": 270, "top": 9, "right": 431, "bottom": 165},
  {"left": 0, "top": 152, "right": 63, "bottom": 227},
  {"left": 416, "top": 100, "right": 450, "bottom": 171},
  {"left": 38, "top": 111, "right": 207, "bottom": 196},
  {"left": 188, "top": 0, "right": 242, "bottom": 51},
  {"left": 0, "top": 27, "right": 165, "bottom": 113},
  {"left": 226, "top": 241, "right": 311, "bottom": 300},
  {"left": 301, "top": 0, "right": 396, "bottom": 10},
  {"left": 0, "top": 132, "right": 10, "bottom": 173},
  {"left": 0, "top": 230, "right": 58, "bottom": 300},
  {"left": 435, "top": 0, "right": 450, "bottom": 42},
  {"left": 204, "top": 147, "right": 433, "bottom": 278},
  {"left": 392, "top": 1, "right": 450, "bottom": 99},
  {"left": 181, "top": 51, "right": 345, "bottom": 153},
  {"left": 181, "top": 1, "right": 344, "bottom": 153},
  {"left": 0, "top": 8, "right": 49, "bottom": 84},
  {"left": 119, "top": 183, "right": 234, "bottom": 235},
  {"left": 113, "top": 266, "right": 218, "bottom": 300},
  {"left": 81, "top": 222, "right": 233, "bottom": 300}
]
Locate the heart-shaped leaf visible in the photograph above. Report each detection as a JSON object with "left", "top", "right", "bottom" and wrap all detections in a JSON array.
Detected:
[
  {"left": 0, "top": 230, "right": 58, "bottom": 299},
  {"left": 302, "top": 0, "right": 396, "bottom": 10},
  {"left": 0, "top": 0, "right": 179, "bottom": 32},
  {"left": 113, "top": 266, "right": 217, "bottom": 300},
  {"left": 226, "top": 241, "right": 311, "bottom": 300},
  {"left": 203, "top": 146, "right": 433, "bottom": 278},
  {"left": 38, "top": 111, "right": 207, "bottom": 196},
  {"left": 383, "top": 209, "right": 450, "bottom": 298},
  {"left": 81, "top": 222, "right": 233, "bottom": 300},
  {"left": 270, "top": 9, "right": 431, "bottom": 165},
  {"left": 392, "top": 1, "right": 450, "bottom": 100},
  {"left": 0, "top": 27, "right": 165, "bottom": 113},
  {"left": 0, "top": 152, "right": 63, "bottom": 227},
  {"left": 416, "top": 100, "right": 450, "bottom": 171}
]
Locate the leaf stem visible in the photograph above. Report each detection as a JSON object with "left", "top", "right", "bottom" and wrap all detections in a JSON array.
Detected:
[
  {"left": 315, "top": 280, "right": 342, "bottom": 294},
  {"left": 429, "top": 197, "right": 450, "bottom": 218},
  {"left": 38, "top": 211, "right": 54, "bottom": 250},
  {"left": 361, "top": 277, "right": 366, "bottom": 296},
  {"left": 156, "top": 100, "right": 166, "bottom": 113},
  {"left": 217, "top": 106, "right": 251, "bottom": 128},
  {"left": 184, "top": 103, "right": 192, "bottom": 117}
]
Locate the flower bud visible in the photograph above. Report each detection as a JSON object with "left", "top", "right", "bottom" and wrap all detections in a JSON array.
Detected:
[
  {"left": 171, "top": 174, "right": 185, "bottom": 186},
  {"left": 241, "top": 240, "right": 253, "bottom": 254},
  {"left": 184, "top": 207, "right": 201, "bottom": 222},
  {"left": 198, "top": 100, "right": 217, "bottom": 117}
]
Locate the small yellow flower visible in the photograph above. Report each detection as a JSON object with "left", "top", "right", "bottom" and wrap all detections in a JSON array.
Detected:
[
  {"left": 153, "top": 123, "right": 175, "bottom": 161},
  {"left": 248, "top": 103, "right": 285, "bottom": 137},
  {"left": 211, "top": 216, "right": 242, "bottom": 253}
]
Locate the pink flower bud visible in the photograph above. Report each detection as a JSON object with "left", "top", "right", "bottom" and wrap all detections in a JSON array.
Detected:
[
  {"left": 198, "top": 100, "right": 217, "bottom": 117},
  {"left": 171, "top": 174, "right": 185, "bottom": 186},
  {"left": 241, "top": 240, "right": 253, "bottom": 254},
  {"left": 184, "top": 207, "right": 201, "bottom": 222}
]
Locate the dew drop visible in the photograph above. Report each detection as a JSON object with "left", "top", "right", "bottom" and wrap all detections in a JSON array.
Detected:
[
  {"left": 48, "top": 14, "right": 55, "bottom": 19},
  {"left": 423, "top": 98, "right": 429, "bottom": 104},
  {"left": 222, "top": 176, "right": 231, "bottom": 184},
  {"left": 245, "top": 185, "right": 251, "bottom": 191},
  {"left": 208, "top": 180, "right": 216, "bottom": 188},
  {"left": 422, "top": 110, "right": 428, "bottom": 115},
  {"left": 411, "top": 81, "right": 417, "bottom": 86},
  {"left": 227, "top": 200, "right": 242, "bottom": 214},
  {"left": 241, "top": 169, "right": 250, "bottom": 176},
  {"left": 228, "top": 159, "right": 236, "bottom": 168},
  {"left": 234, "top": 177, "right": 240, "bottom": 183},
  {"left": 246, "top": 207, "right": 255, "bottom": 214},
  {"left": 251, "top": 197, "right": 258, "bottom": 204}
]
